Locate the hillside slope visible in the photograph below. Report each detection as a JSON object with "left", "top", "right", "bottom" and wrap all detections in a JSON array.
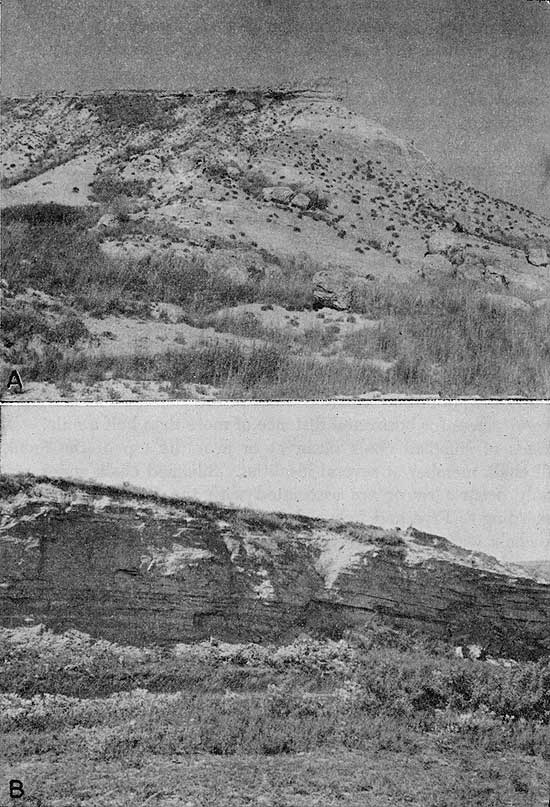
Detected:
[
  {"left": 2, "top": 88, "right": 549, "bottom": 272},
  {"left": 1, "top": 475, "right": 549, "bottom": 659},
  {"left": 2, "top": 88, "right": 550, "bottom": 399}
]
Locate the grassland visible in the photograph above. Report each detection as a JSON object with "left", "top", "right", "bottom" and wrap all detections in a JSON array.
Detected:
[
  {"left": 1, "top": 623, "right": 548, "bottom": 806},
  {"left": 3, "top": 203, "right": 549, "bottom": 399}
]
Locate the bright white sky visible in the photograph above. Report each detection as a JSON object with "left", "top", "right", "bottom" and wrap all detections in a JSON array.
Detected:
[{"left": 1, "top": 403, "right": 548, "bottom": 563}]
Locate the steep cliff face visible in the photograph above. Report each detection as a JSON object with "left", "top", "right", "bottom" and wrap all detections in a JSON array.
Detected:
[{"left": 1, "top": 476, "right": 549, "bottom": 658}]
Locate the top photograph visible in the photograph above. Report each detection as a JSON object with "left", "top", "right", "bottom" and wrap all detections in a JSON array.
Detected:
[{"left": 2, "top": 0, "right": 549, "bottom": 401}]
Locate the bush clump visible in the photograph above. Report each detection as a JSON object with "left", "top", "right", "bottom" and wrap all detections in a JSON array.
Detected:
[
  {"left": 91, "top": 93, "right": 176, "bottom": 130},
  {"left": 89, "top": 173, "right": 151, "bottom": 203},
  {"left": 239, "top": 169, "right": 270, "bottom": 199}
]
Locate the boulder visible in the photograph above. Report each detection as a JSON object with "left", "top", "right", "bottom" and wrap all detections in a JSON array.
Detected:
[
  {"left": 241, "top": 100, "right": 256, "bottom": 113},
  {"left": 312, "top": 270, "right": 368, "bottom": 311},
  {"left": 484, "top": 293, "right": 531, "bottom": 313},
  {"left": 453, "top": 211, "right": 474, "bottom": 234},
  {"left": 426, "top": 191, "right": 446, "bottom": 210},
  {"left": 94, "top": 213, "right": 119, "bottom": 231},
  {"left": 219, "top": 264, "right": 250, "bottom": 285},
  {"left": 426, "top": 230, "right": 458, "bottom": 255},
  {"left": 466, "top": 644, "right": 486, "bottom": 661},
  {"left": 313, "top": 271, "right": 351, "bottom": 310},
  {"left": 263, "top": 186, "right": 294, "bottom": 204},
  {"left": 226, "top": 164, "right": 242, "bottom": 179},
  {"left": 420, "top": 254, "right": 455, "bottom": 279},
  {"left": 532, "top": 297, "right": 550, "bottom": 311},
  {"left": 527, "top": 246, "right": 548, "bottom": 267},
  {"left": 290, "top": 192, "right": 311, "bottom": 210}
]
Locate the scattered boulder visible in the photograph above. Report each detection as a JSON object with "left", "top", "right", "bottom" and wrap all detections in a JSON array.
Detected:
[
  {"left": 94, "top": 212, "right": 119, "bottom": 231},
  {"left": 426, "top": 230, "right": 458, "bottom": 255},
  {"left": 527, "top": 245, "right": 548, "bottom": 267},
  {"left": 420, "top": 254, "right": 455, "bottom": 279},
  {"left": 532, "top": 297, "right": 550, "bottom": 311},
  {"left": 263, "top": 186, "right": 294, "bottom": 204},
  {"left": 219, "top": 264, "right": 250, "bottom": 285},
  {"left": 455, "top": 644, "right": 487, "bottom": 661},
  {"left": 226, "top": 164, "right": 242, "bottom": 179},
  {"left": 447, "top": 245, "right": 466, "bottom": 266},
  {"left": 312, "top": 270, "right": 368, "bottom": 311},
  {"left": 453, "top": 211, "right": 474, "bottom": 234},
  {"left": 484, "top": 293, "right": 531, "bottom": 313},
  {"left": 426, "top": 191, "right": 446, "bottom": 210},
  {"left": 466, "top": 644, "right": 486, "bottom": 661},
  {"left": 313, "top": 271, "right": 351, "bottom": 310},
  {"left": 290, "top": 192, "right": 311, "bottom": 210}
]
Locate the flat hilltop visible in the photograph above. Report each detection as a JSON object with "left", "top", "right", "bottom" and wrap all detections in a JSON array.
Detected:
[{"left": 2, "top": 88, "right": 550, "bottom": 399}]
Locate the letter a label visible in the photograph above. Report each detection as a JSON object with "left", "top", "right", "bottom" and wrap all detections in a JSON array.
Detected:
[{"left": 6, "top": 370, "right": 23, "bottom": 394}]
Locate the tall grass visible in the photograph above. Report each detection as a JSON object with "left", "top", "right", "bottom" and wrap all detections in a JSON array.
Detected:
[
  {"left": 346, "top": 279, "right": 550, "bottom": 396},
  {"left": 25, "top": 343, "right": 388, "bottom": 398},
  {"left": 3, "top": 204, "right": 549, "bottom": 397},
  {"left": 1, "top": 207, "right": 316, "bottom": 316}
]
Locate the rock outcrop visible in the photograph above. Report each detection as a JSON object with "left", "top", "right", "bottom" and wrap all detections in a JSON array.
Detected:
[
  {"left": 1, "top": 476, "right": 549, "bottom": 659},
  {"left": 290, "top": 192, "right": 311, "bottom": 210},
  {"left": 527, "top": 245, "right": 548, "bottom": 267},
  {"left": 263, "top": 186, "right": 294, "bottom": 204},
  {"left": 426, "top": 230, "right": 458, "bottom": 256},
  {"left": 312, "top": 270, "right": 355, "bottom": 310}
]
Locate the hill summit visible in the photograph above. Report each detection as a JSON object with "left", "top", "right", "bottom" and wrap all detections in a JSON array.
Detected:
[{"left": 3, "top": 88, "right": 549, "bottom": 279}]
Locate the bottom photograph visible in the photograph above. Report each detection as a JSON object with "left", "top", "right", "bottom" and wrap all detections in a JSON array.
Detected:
[{"left": 0, "top": 403, "right": 549, "bottom": 807}]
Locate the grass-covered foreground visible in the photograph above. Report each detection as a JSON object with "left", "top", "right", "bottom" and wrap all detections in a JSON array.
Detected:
[
  {"left": 3, "top": 203, "right": 550, "bottom": 399},
  {"left": 1, "top": 623, "right": 548, "bottom": 806}
]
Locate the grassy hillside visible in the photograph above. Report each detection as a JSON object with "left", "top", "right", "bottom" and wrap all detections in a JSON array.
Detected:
[
  {"left": 2, "top": 202, "right": 549, "bottom": 399},
  {"left": 2, "top": 88, "right": 550, "bottom": 400}
]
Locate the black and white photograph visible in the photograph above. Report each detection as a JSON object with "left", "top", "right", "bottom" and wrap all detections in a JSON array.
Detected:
[
  {"left": 1, "top": 0, "right": 549, "bottom": 400},
  {"left": 1, "top": 2, "right": 550, "bottom": 806},
  {"left": 0, "top": 402, "right": 549, "bottom": 805}
]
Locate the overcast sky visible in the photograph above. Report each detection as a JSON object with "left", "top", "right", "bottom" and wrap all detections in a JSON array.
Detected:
[
  {"left": 2, "top": 0, "right": 549, "bottom": 214},
  {"left": 1, "top": 403, "right": 548, "bottom": 563}
]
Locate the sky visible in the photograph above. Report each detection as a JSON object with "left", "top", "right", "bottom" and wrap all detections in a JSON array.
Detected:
[
  {"left": 1, "top": 403, "right": 548, "bottom": 563},
  {"left": 2, "top": 0, "right": 550, "bottom": 215}
]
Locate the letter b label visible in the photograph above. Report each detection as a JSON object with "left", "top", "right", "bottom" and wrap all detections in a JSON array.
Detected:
[{"left": 9, "top": 779, "right": 25, "bottom": 798}]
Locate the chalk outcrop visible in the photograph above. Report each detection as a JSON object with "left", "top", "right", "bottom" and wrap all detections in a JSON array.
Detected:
[{"left": 1, "top": 476, "right": 549, "bottom": 659}]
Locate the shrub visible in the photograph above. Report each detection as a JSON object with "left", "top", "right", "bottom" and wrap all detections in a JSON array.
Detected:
[
  {"left": 91, "top": 93, "right": 176, "bottom": 130},
  {"left": 239, "top": 169, "right": 270, "bottom": 199},
  {"left": 306, "top": 189, "right": 330, "bottom": 210},
  {"left": 204, "top": 161, "right": 228, "bottom": 181},
  {"left": 1, "top": 203, "right": 91, "bottom": 227},
  {"left": 89, "top": 173, "right": 151, "bottom": 203}
]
